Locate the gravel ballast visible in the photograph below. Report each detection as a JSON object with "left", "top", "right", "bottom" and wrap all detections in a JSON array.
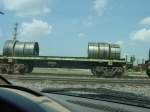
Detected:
[{"left": 10, "top": 79, "right": 150, "bottom": 97}]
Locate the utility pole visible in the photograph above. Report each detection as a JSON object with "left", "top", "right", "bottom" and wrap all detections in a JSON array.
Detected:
[
  {"left": 130, "top": 55, "right": 135, "bottom": 65},
  {"left": 125, "top": 55, "right": 128, "bottom": 62},
  {"left": 13, "top": 23, "right": 18, "bottom": 41},
  {"left": 142, "top": 59, "right": 145, "bottom": 64},
  {"left": 137, "top": 58, "right": 139, "bottom": 65}
]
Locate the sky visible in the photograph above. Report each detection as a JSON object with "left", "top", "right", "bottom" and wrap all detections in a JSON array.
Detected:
[{"left": 0, "top": 0, "right": 150, "bottom": 62}]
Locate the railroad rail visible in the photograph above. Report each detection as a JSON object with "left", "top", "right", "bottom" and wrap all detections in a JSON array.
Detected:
[{"left": 2, "top": 74, "right": 150, "bottom": 85}]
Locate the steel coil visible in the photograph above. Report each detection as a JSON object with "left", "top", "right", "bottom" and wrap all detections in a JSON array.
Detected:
[
  {"left": 14, "top": 42, "right": 25, "bottom": 56},
  {"left": 110, "top": 44, "right": 120, "bottom": 59},
  {"left": 24, "top": 42, "right": 39, "bottom": 56},
  {"left": 3, "top": 40, "right": 39, "bottom": 56},
  {"left": 3, "top": 40, "right": 18, "bottom": 56},
  {"left": 88, "top": 43, "right": 99, "bottom": 59},
  {"left": 98, "top": 43, "right": 109, "bottom": 59},
  {"left": 88, "top": 42, "right": 121, "bottom": 59}
]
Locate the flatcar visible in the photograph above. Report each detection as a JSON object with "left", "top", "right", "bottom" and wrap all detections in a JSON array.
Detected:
[{"left": 0, "top": 25, "right": 126, "bottom": 77}]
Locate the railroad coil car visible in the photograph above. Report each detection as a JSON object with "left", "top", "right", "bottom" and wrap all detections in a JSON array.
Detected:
[
  {"left": 0, "top": 39, "right": 126, "bottom": 77},
  {"left": 0, "top": 25, "right": 126, "bottom": 77}
]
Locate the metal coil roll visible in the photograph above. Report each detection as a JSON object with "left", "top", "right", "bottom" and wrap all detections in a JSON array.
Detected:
[
  {"left": 3, "top": 40, "right": 39, "bottom": 56},
  {"left": 88, "top": 42, "right": 120, "bottom": 59},
  {"left": 3, "top": 40, "right": 18, "bottom": 56},
  {"left": 110, "top": 44, "right": 120, "bottom": 59},
  {"left": 88, "top": 43, "right": 99, "bottom": 59}
]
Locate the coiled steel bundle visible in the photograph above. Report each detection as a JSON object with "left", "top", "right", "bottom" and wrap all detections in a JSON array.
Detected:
[
  {"left": 88, "top": 43, "right": 120, "bottom": 59},
  {"left": 3, "top": 40, "right": 39, "bottom": 56}
]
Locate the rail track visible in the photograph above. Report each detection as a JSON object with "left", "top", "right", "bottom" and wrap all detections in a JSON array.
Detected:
[{"left": 2, "top": 74, "right": 150, "bottom": 85}]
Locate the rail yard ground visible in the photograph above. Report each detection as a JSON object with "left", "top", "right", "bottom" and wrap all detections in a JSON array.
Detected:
[
  {"left": 32, "top": 68, "right": 148, "bottom": 77},
  {"left": 2, "top": 68, "right": 150, "bottom": 97},
  {"left": 32, "top": 68, "right": 93, "bottom": 76}
]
